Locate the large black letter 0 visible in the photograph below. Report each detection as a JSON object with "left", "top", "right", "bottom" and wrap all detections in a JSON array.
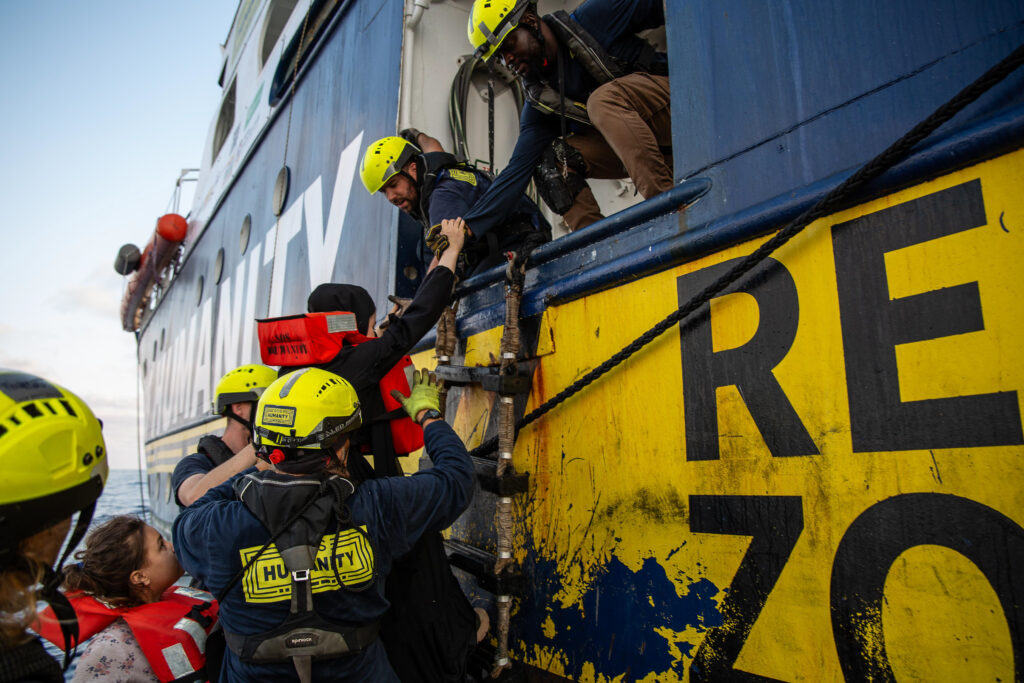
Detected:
[{"left": 831, "top": 493, "right": 1024, "bottom": 680}]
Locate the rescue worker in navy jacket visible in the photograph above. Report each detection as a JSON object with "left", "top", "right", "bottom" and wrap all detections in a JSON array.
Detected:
[
  {"left": 360, "top": 132, "right": 550, "bottom": 278},
  {"left": 466, "top": 0, "right": 672, "bottom": 232},
  {"left": 173, "top": 367, "right": 474, "bottom": 682},
  {"left": 172, "top": 364, "right": 278, "bottom": 507},
  {"left": 279, "top": 218, "right": 483, "bottom": 682}
]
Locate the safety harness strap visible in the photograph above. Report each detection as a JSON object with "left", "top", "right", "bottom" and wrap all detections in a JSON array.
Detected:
[
  {"left": 521, "top": 11, "right": 666, "bottom": 124},
  {"left": 221, "top": 473, "right": 379, "bottom": 674},
  {"left": 415, "top": 152, "right": 468, "bottom": 230}
]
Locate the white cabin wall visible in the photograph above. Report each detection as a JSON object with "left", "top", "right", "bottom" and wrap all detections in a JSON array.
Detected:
[{"left": 399, "top": 0, "right": 648, "bottom": 238}]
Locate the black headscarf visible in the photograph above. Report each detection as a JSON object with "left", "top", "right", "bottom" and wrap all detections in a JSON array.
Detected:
[{"left": 307, "top": 284, "right": 376, "bottom": 335}]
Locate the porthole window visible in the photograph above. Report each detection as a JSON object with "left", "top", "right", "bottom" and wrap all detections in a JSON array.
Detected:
[
  {"left": 142, "top": 360, "right": 148, "bottom": 378},
  {"left": 214, "top": 248, "right": 225, "bottom": 284},
  {"left": 160, "top": 328, "right": 165, "bottom": 351},
  {"left": 152, "top": 341, "right": 157, "bottom": 361},
  {"left": 273, "top": 166, "right": 290, "bottom": 216},
  {"left": 212, "top": 80, "right": 236, "bottom": 162},
  {"left": 240, "top": 215, "right": 251, "bottom": 254},
  {"left": 260, "top": 0, "right": 298, "bottom": 68},
  {"left": 196, "top": 275, "right": 205, "bottom": 305}
]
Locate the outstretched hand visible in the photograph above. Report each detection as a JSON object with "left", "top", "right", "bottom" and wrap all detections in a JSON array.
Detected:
[
  {"left": 426, "top": 217, "right": 468, "bottom": 258},
  {"left": 390, "top": 369, "right": 442, "bottom": 422}
]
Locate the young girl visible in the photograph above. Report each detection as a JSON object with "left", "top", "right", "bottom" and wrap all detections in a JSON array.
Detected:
[{"left": 37, "top": 515, "right": 218, "bottom": 683}]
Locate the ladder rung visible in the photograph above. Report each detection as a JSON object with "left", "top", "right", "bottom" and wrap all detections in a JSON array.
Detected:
[
  {"left": 473, "top": 457, "right": 529, "bottom": 495},
  {"left": 435, "top": 365, "right": 531, "bottom": 393},
  {"left": 444, "top": 539, "right": 524, "bottom": 595}
]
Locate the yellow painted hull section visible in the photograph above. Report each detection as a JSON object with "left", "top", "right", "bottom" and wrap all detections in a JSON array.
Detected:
[{"left": 413, "top": 149, "right": 1024, "bottom": 681}]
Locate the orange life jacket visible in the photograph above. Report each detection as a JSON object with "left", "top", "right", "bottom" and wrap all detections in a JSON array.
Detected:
[
  {"left": 257, "top": 311, "right": 424, "bottom": 454},
  {"left": 36, "top": 585, "right": 218, "bottom": 683}
]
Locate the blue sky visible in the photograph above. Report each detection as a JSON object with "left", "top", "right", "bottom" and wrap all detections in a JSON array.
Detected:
[{"left": 0, "top": 2, "right": 239, "bottom": 469}]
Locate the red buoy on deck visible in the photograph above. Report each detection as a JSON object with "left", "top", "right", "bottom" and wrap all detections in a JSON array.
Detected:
[{"left": 156, "top": 213, "right": 187, "bottom": 242}]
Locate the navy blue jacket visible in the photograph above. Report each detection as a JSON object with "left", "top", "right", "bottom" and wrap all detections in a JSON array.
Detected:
[
  {"left": 462, "top": 0, "right": 666, "bottom": 237},
  {"left": 173, "top": 421, "right": 474, "bottom": 682},
  {"left": 427, "top": 166, "right": 547, "bottom": 274}
]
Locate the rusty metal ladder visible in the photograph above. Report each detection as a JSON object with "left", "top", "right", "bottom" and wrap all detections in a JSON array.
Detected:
[{"left": 433, "top": 257, "right": 531, "bottom": 680}]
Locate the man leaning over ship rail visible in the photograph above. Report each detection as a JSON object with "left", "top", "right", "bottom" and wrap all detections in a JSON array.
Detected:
[
  {"left": 171, "top": 364, "right": 277, "bottom": 508},
  {"left": 466, "top": 0, "right": 672, "bottom": 232},
  {"left": 361, "top": 131, "right": 550, "bottom": 278},
  {"left": 173, "top": 367, "right": 475, "bottom": 682}
]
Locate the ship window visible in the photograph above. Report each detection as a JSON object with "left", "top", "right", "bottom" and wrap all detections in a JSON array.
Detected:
[
  {"left": 212, "top": 80, "right": 237, "bottom": 162},
  {"left": 273, "top": 166, "right": 290, "bottom": 216},
  {"left": 214, "top": 248, "right": 225, "bottom": 284},
  {"left": 240, "top": 215, "right": 251, "bottom": 254},
  {"left": 269, "top": 0, "right": 344, "bottom": 107},
  {"left": 152, "top": 341, "right": 157, "bottom": 361},
  {"left": 142, "top": 360, "right": 148, "bottom": 378},
  {"left": 160, "top": 328, "right": 165, "bottom": 351},
  {"left": 196, "top": 276, "right": 205, "bottom": 306},
  {"left": 260, "top": 0, "right": 298, "bottom": 68}
]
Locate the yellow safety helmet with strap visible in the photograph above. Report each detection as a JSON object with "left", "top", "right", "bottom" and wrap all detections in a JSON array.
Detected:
[
  {"left": 468, "top": 0, "right": 535, "bottom": 62},
  {"left": 254, "top": 368, "right": 362, "bottom": 455},
  {"left": 360, "top": 136, "right": 421, "bottom": 195},
  {"left": 213, "top": 364, "right": 278, "bottom": 414},
  {"left": 0, "top": 369, "right": 107, "bottom": 557},
  {"left": 0, "top": 369, "right": 109, "bottom": 667}
]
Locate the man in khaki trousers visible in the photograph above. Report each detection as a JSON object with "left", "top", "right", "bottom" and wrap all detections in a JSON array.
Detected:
[{"left": 465, "top": 0, "right": 672, "bottom": 235}]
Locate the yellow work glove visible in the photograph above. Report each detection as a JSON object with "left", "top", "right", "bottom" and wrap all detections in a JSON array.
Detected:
[
  {"left": 425, "top": 224, "right": 450, "bottom": 258},
  {"left": 390, "top": 369, "right": 441, "bottom": 420}
]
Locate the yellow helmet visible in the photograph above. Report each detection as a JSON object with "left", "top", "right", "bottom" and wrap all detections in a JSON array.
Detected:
[
  {"left": 468, "top": 0, "right": 534, "bottom": 62},
  {"left": 360, "top": 136, "right": 420, "bottom": 194},
  {"left": 254, "top": 368, "right": 362, "bottom": 452},
  {"left": 213, "top": 364, "right": 278, "bottom": 414},
  {"left": 0, "top": 369, "right": 108, "bottom": 552}
]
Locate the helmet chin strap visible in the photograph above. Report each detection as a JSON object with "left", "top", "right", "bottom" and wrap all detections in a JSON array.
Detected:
[
  {"left": 401, "top": 158, "right": 424, "bottom": 219},
  {"left": 225, "top": 408, "right": 255, "bottom": 441},
  {"left": 42, "top": 501, "right": 97, "bottom": 671},
  {"left": 524, "top": 15, "right": 550, "bottom": 70}
]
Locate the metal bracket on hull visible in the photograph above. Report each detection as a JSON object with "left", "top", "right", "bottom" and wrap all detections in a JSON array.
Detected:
[
  {"left": 444, "top": 538, "right": 525, "bottom": 596},
  {"left": 473, "top": 457, "right": 530, "bottom": 496},
  {"left": 435, "top": 364, "right": 532, "bottom": 394}
]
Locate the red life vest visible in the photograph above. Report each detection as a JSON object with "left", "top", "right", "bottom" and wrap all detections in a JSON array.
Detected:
[
  {"left": 36, "top": 585, "right": 218, "bottom": 683},
  {"left": 257, "top": 311, "right": 425, "bottom": 454}
]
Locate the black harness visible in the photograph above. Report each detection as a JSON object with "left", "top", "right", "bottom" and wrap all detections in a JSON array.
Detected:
[
  {"left": 520, "top": 10, "right": 667, "bottom": 126},
  {"left": 197, "top": 434, "right": 235, "bottom": 468},
  {"left": 413, "top": 151, "right": 476, "bottom": 229},
  {"left": 414, "top": 152, "right": 548, "bottom": 273},
  {"left": 219, "top": 471, "right": 379, "bottom": 683}
]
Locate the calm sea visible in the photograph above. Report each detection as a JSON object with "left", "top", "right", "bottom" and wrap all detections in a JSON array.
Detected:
[{"left": 93, "top": 468, "right": 151, "bottom": 525}]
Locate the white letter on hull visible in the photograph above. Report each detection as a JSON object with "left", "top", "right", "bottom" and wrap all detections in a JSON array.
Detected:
[{"left": 305, "top": 132, "right": 363, "bottom": 288}]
